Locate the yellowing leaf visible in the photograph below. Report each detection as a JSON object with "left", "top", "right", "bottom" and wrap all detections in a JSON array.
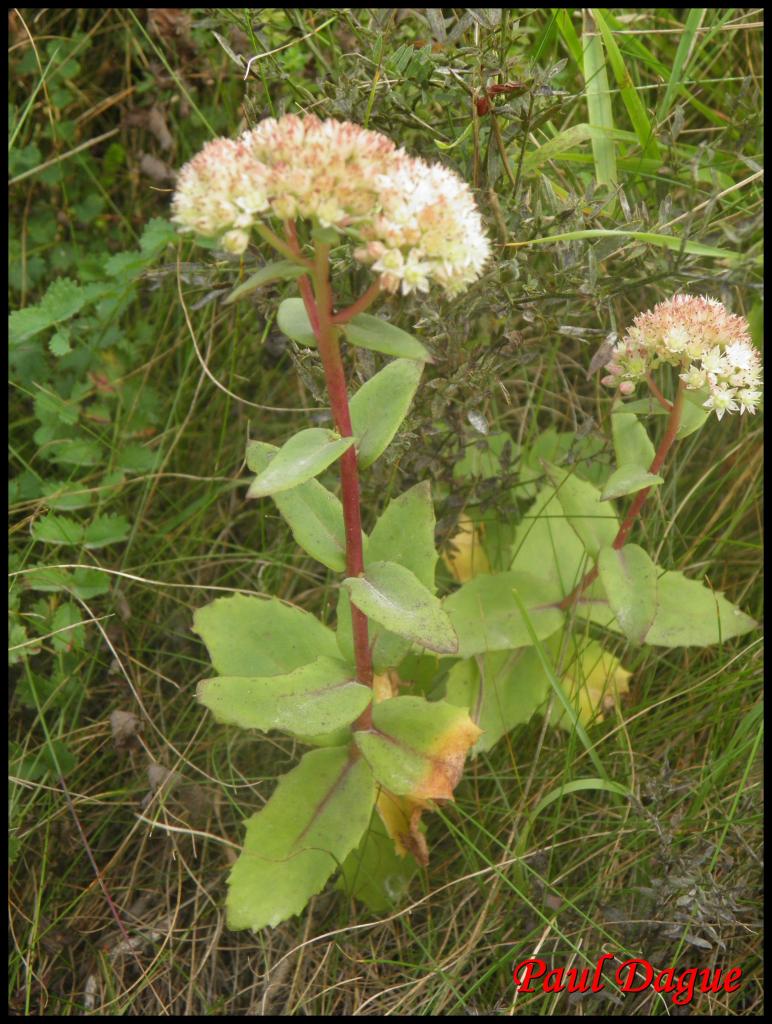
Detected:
[
  {"left": 376, "top": 789, "right": 429, "bottom": 866},
  {"left": 355, "top": 696, "right": 482, "bottom": 802},
  {"left": 549, "top": 640, "right": 632, "bottom": 730},
  {"left": 442, "top": 513, "right": 491, "bottom": 582},
  {"left": 372, "top": 669, "right": 400, "bottom": 704}
]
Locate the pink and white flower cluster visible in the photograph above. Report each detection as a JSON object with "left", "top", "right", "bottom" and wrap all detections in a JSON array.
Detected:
[
  {"left": 602, "top": 294, "right": 762, "bottom": 419},
  {"left": 172, "top": 114, "right": 490, "bottom": 297}
]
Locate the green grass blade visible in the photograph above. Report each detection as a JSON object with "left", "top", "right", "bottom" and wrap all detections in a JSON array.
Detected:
[
  {"left": 582, "top": 9, "right": 617, "bottom": 187},
  {"left": 552, "top": 8, "right": 583, "bottom": 66},
  {"left": 592, "top": 8, "right": 661, "bottom": 161},
  {"left": 657, "top": 8, "right": 707, "bottom": 123},
  {"left": 508, "top": 228, "right": 753, "bottom": 265}
]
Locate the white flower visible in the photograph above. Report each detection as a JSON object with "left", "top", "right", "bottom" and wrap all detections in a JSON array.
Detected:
[
  {"left": 679, "top": 365, "right": 707, "bottom": 390},
  {"left": 172, "top": 115, "right": 490, "bottom": 298},
  {"left": 601, "top": 294, "right": 761, "bottom": 420},
  {"left": 725, "top": 340, "right": 757, "bottom": 371},
  {"left": 701, "top": 346, "right": 728, "bottom": 376},
  {"left": 737, "top": 388, "right": 762, "bottom": 415},
  {"left": 220, "top": 229, "right": 250, "bottom": 254},
  {"left": 703, "top": 385, "right": 739, "bottom": 421},
  {"left": 663, "top": 325, "right": 690, "bottom": 355}
]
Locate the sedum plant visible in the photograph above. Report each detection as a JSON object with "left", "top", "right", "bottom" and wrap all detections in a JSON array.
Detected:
[{"left": 172, "top": 115, "right": 761, "bottom": 932}]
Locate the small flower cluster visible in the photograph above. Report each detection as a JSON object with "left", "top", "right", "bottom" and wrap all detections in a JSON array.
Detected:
[
  {"left": 602, "top": 294, "right": 762, "bottom": 419},
  {"left": 172, "top": 115, "right": 490, "bottom": 297}
]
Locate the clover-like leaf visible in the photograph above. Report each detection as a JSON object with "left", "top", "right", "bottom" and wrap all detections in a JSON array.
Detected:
[
  {"left": 30, "top": 513, "right": 83, "bottom": 546},
  {"left": 197, "top": 656, "right": 371, "bottom": 736},
  {"left": 247, "top": 428, "right": 354, "bottom": 498},
  {"left": 227, "top": 746, "right": 375, "bottom": 930},
  {"left": 343, "top": 560, "right": 457, "bottom": 654},
  {"left": 354, "top": 696, "right": 481, "bottom": 801}
]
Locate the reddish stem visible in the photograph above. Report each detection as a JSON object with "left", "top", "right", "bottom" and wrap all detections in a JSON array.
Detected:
[
  {"left": 294, "top": 240, "right": 373, "bottom": 688},
  {"left": 646, "top": 373, "right": 673, "bottom": 412},
  {"left": 559, "top": 383, "right": 686, "bottom": 611},
  {"left": 331, "top": 280, "right": 383, "bottom": 324}
]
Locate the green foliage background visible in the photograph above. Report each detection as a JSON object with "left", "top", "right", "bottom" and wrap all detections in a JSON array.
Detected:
[{"left": 9, "top": 8, "right": 762, "bottom": 1015}]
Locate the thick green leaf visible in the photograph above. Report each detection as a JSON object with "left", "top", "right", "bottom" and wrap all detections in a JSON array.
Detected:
[
  {"left": 350, "top": 359, "right": 423, "bottom": 468},
  {"left": 677, "top": 388, "right": 711, "bottom": 439},
  {"left": 197, "top": 656, "right": 371, "bottom": 736},
  {"left": 368, "top": 482, "right": 437, "bottom": 590},
  {"left": 453, "top": 430, "right": 520, "bottom": 481},
  {"left": 612, "top": 391, "right": 708, "bottom": 439},
  {"left": 521, "top": 427, "right": 610, "bottom": 492},
  {"left": 225, "top": 261, "right": 306, "bottom": 304},
  {"left": 335, "top": 811, "right": 419, "bottom": 912},
  {"left": 227, "top": 746, "right": 375, "bottom": 930},
  {"left": 598, "top": 544, "right": 658, "bottom": 644},
  {"left": 337, "top": 588, "right": 412, "bottom": 674},
  {"left": 276, "top": 297, "right": 318, "bottom": 347},
  {"left": 612, "top": 398, "right": 670, "bottom": 417},
  {"left": 510, "top": 485, "right": 595, "bottom": 599},
  {"left": 247, "top": 428, "right": 354, "bottom": 498},
  {"left": 543, "top": 463, "right": 619, "bottom": 558},
  {"left": 344, "top": 561, "right": 457, "bottom": 654},
  {"left": 343, "top": 313, "right": 431, "bottom": 361},
  {"left": 445, "top": 648, "right": 552, "bottom": 754},
  {"left": 443, "top": 571, "right": 564, "bottom": 657},
  {"left": 50, "top": 601, "right": 87, "bottom": 653},
  {"left": 295, "top": 724, "right": 355, "bottom": 748},
  {"left": 40, "top": 480, "right": 92, "bottom": 512},
  {"left": 644, "top": 571, "right": 758, "bottom": 647},
  {"left": 246, "top": 440, "right": 348, "bottom": 571},
  {"left": 601, "top": 465, "right": 663, "bottom": 501},
  {"left": 193, "top": 594, "right": 340, "bottom": 677},
  {"left": 354, "top": 696, "right": 480, "bottom": 799},
  {"left": 612, "top": 404, "right": 655, "bottom": 469},
  {"left": 336, "top": 483, "right": 438, "bottom": 670}
]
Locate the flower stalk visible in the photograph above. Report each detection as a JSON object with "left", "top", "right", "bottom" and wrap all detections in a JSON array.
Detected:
[
  {"left": 291, "top": 240, "right": 373, "bottom": 690},
  {"left": 559, "top": 381, "right": 686, "bottom": 611}
]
